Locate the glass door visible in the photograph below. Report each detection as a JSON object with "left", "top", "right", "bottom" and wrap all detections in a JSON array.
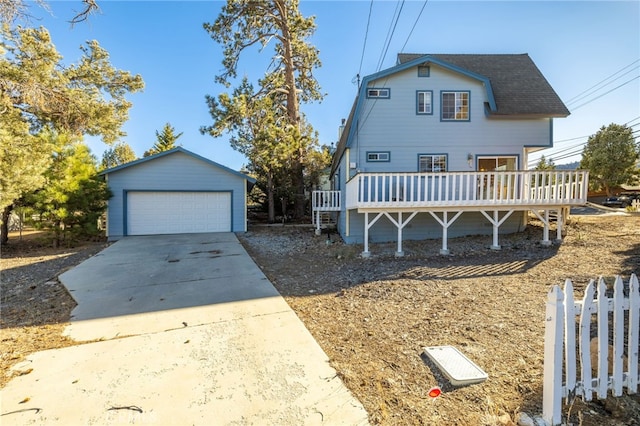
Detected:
[
  {"left": 478, "top": 157, "right": 517, "bottom": 172},
  {"left": 477, "top": 157, "right": 518, "bottom": 199}
]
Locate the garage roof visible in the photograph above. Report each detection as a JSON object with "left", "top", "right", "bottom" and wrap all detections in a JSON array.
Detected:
[{"left": 99, "top": 147, "right": 256, "bottom": 186}]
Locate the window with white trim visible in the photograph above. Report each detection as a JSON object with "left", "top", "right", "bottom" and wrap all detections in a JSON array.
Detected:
[
  {"left": 367, "top": 152, "right": 390, "bottom": 162},
  {"left": 367, "top": 88, "right": 390, "bottom": 99},
  {"left": 441, "top": 91, "right": 469, "bottom": 121},
  {"left": 417, "top": 91, "right": 433, "bottom": 115},
  {"left": 418, "top": 154, "right": 447, "bottom": 172}
]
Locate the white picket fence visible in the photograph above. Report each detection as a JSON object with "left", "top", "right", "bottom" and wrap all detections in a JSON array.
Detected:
[{"left": 542, "top": 274, "right": 639, "bottom": 425}]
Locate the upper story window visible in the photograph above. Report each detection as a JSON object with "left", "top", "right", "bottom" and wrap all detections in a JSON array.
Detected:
[
  {"left": 418, "top": 154, "right": 447, "bottom": 172},
  {"left": 366, "top": 88, "right": 390, "bottom": 99},
  {"left": 418, "top": 65, "right": 430, "bottom": 77},
  {"left": 416, "top": 90, "right": 433, "bottom": 115},
  {"left": 441, "top": 91, "right": 470, "bottom": 121},
  {"left": 366, "top": 151, "right": 390, "bottom": 162}
]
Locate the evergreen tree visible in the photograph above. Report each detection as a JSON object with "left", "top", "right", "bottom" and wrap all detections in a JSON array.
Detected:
[
  {"left": 144, "top": 123, "right": 183, "bottom": 157},
  {"left": 534, "top": 155, "right": 556, "bottom": 170},
  {"left": 203, "top": 0, "right": 323, "bottom": 219},
  {"left": 101, "top": 142, "right": 137, "bottom": 169},
  {"left": 0, "top": 25, "right": 142, "bottom": 242},
  {"left": 580, "top": 123, "right": 640, "bottom": 196},
  {"left": 25, "top": 130, "right": 111, "bottom": 247}
]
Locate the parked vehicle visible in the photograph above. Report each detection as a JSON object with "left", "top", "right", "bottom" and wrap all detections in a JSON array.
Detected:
[
  {"left": 620, "top": 192, "right": 640, "bottom": 203},
  {"left": 603, "top": 195, "right": 631, "bottom": 208}
]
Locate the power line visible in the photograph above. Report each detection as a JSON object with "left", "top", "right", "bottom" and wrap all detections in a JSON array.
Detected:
[
  {"left": 566, "top": 65, "right": 639, "bottom": 107},
  {"left": 358, "top": 0, "right": 374, "bottom": 79},
  {"left": 528, "top": 119, "right": 640, "bottom": 167},
  {"left": 552, "top": 134, "right": 591, "bottom": 144},
  {"left": 571, "top": 75, "right": 640, "bottom": 111},
  {"left": 400, "top": 0, "right": 429, "bottom": 53},
  {"left": 624, "top": 116, "right": 640, "bottom": 126},
  {"left": 376, "top": 0, "right": 405, "bottom": 72},
  {"left": 564, "top": 59, "right": 640, "bottom": 104}
]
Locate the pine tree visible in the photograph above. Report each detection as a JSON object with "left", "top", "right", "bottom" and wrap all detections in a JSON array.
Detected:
[
  {"left": 580, "top": 123, "right": 640, "bottom": 196},
  {"left": 25, "top": 130, "right": 111, "bottom": 247},
  {"left": 0, "top": 24, "right": 143, "bottom": 242},
  {"left": 144, "top": 123, "right": 183, "bottom": 157},
  {"left": 101, "top": 142, "right": 137, "bottom": 169},
  {"left": 203, "top": 0, "right": 323, "bottom": 219}
]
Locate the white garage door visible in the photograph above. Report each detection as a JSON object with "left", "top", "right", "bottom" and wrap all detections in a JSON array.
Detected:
[{"left": 127, "top": 191, "right": 231, "bottom": 235}]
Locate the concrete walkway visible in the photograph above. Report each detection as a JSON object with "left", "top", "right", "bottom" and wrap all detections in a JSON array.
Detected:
[{"left": 0, "top": 233, "right": 369, "bottom": 425}]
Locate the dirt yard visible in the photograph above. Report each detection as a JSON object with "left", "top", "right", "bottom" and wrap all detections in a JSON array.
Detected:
[
  {"left": 237, "top": 212, "right": 640, "bottom": 426},
  {"left": 1, "top": 212, "right": 639, "bottom": 425}
]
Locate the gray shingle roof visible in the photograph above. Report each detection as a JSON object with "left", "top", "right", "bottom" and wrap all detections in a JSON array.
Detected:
[{"left": 397, "top": 53, "right": 569, "bottom": 117}]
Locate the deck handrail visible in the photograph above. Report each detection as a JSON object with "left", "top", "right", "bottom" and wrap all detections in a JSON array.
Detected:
[
  {"left": 312, "top": 190, "right": 341, "bottom": 211},
  {"left": 344, "top": 170, "right": 589, "bottom": 209}
]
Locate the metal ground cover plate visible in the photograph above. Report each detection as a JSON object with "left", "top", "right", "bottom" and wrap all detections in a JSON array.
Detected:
[{"left": 423, "top": 346, "right": 488, "bottom": 386}]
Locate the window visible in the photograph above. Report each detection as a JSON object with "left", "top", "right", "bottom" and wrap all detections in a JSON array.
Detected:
[
  {"left": 366, "top": 88, "right": 390, "bottom": 99},
  {"left": 418, "top": 65, "right": 430, "bottom": 77},
  {"left": 416, "top": 91, "right": 433, "bottom": 115},
  {"left": 441, "top": 91, "right": 469, "bottom": 121},
  {"left": 367, "top": 152, "right": 390, "bottom": 162},
  {"left": 418, "top": 154, "right": 447, "bottom": 172}
]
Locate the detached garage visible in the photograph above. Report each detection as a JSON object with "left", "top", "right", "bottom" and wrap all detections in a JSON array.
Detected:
[{"left": 100, "top": 147, "right": 255, "bottom": 240}]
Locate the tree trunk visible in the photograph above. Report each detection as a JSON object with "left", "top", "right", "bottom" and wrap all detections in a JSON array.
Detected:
[
  {"left": 1, "top": 205, "right": 13, "bottom": 245},
  {"left": 292, "top": 160, "right": 305, "bottom": 219},
  {"left": 267, "top": 172, "right": 276, "bottom": 223},
  {"left": 276, "top": 0, "right": 305, "bottom": 219}
]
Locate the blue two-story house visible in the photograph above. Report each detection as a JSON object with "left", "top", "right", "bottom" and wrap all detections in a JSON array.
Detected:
[{"left": 312, "top": 53, "right": 588, "bottom": 256}]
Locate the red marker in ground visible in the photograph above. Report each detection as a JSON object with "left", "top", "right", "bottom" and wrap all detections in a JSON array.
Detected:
[{"left": 428, "top": 387, "right": 441, "bottom": 398}]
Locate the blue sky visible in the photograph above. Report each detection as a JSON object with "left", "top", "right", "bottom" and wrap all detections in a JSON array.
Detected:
[{"left": 30, "top": 1, "right": 640, "bottom": 170}]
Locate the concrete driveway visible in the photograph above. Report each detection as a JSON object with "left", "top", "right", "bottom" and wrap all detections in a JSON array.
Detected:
[{"left": 0, "top": 233, "right": 369, "bottom": 425}]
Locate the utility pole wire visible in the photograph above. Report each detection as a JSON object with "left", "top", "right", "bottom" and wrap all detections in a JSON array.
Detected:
[
  {"left": 400, "top": 0, "right": 429, "bottom": 53},
  {"left": 376, "top": 0, "right": 405, "bottom": 72},
  {"left": 566, "top": 65, "right": 639, "bottom": 107},
  {"left": 358, "top": 0, "right": 374, "bottom": 78},
  {"left": 571, "top": 75, "right": 639, "bottom": 111},
  {"left": 564, "top": 58, "right": 639, "bottom": 104}
]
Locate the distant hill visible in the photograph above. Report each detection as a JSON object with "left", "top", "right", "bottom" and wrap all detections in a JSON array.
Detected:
[{"left": 556, "top": 161, "right": 580, "bottom": 170}]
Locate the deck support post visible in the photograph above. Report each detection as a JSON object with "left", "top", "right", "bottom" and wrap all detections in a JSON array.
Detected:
[
  {"left": 382, "top": 211, "right": 419, "bottom": 257},
  {"left": 531, "top": 209, "right": 552, "bottom": 246},
  {"left": 543, "top": 210, "right": 551, "bottom": 245},
  {"left": 396, "top": 212, "right": 403, "bottom": 256},
  {"left": 362, "top": 212, "right": 370, "bottom": 257},
  {"left": 362, "top": 212, "right": 385, "bottom": 258},
  {"left": 429, "top": 211, "right": 463, "bottom": 255},
  {"left": 315, "top": 210, "right": 322, "bottom": 235},
  {"left": 480, "top": 210, "right": 514, "bottom": 250},
  {"left": 556, "top": 208, "right": 563, "bottom": 242}
]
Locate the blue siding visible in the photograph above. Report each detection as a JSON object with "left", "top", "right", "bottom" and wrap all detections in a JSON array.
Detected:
[
  {"left": 105, "top": 151, "right": 249, "bottom": 239},
  {"left": 348, "top": 64, "right": 551, "bottom": 174},
  {"left": 335, "top": 62, "right": 552, "bottom": 244}
]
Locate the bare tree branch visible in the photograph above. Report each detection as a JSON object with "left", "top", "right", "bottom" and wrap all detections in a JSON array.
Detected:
[{"left": 69, "top": 0, "right": 99, "bottom": 25}]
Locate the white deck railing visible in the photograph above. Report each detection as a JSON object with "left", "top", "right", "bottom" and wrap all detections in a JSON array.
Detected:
[
  {"left": 343, "top": 170, "right": 589, "bottom": 210},
  {"left": 311, "top": 190, "right": 341, "bottom": 211}
]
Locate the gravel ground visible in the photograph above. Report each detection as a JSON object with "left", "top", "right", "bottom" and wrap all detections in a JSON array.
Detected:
[
  {"left": 0, "top": 234, "right": 108, "bottom": 387},
  {"left": 1, "top": 213, "right": 639, "bottom": 425}
]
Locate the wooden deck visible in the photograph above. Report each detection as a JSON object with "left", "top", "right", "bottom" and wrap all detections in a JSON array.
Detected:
[{"left": 313, "top": 170, "right": 589, "bottom": 255}]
